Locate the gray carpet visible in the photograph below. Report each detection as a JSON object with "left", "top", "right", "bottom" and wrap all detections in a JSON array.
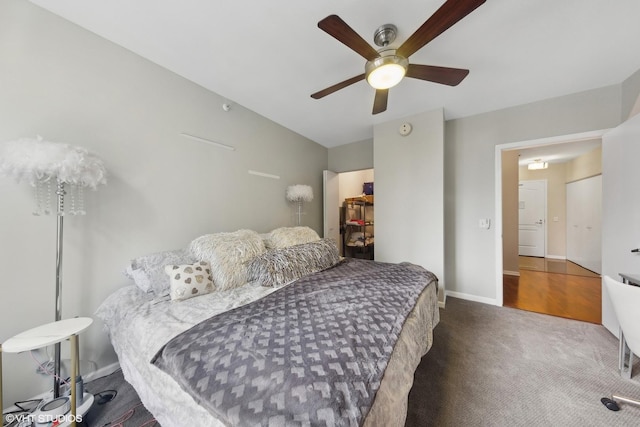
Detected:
[
  {"left": 83, "top": 297, "right": 640, "bottom": 426},
  {"left": 406, "top": 297, "right": 640, "bottom": 426}
]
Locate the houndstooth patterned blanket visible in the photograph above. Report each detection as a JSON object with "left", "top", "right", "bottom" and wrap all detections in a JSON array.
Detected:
[{"left": 152, "top": 258, "right": 437, "bottom": 427}]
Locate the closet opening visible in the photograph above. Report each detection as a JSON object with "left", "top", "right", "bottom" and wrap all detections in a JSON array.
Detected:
[{"left": 323, "top": 168, "right": 374, "bottom": 259}]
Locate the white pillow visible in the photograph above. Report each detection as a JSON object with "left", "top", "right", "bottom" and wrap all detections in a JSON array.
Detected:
[
  {"left": 189, "top": 229, "right": 265, "bottom": 291},
  {"left": 165, "top": 261, "right": 215, "bottom": 301},
  {"left": 264, "top": 226, "right": 320, "bottom": 249},
  {"left": 124, "top": 248, "right": 196, "bottom": 294}
]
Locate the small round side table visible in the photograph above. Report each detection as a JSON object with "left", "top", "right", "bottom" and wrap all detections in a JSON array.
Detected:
[{"left": 1, "top": 317, "right": 94, "bottom": 427}]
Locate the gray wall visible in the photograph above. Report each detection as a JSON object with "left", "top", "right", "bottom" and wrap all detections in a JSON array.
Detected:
[
  {"left": 445, "top": 85, "right": 621, "bottom": 302},
  {"left": 374, "top": 110, "right": 444, "bottom": 299},
  {"left": 327, "top": 138, "right": 373, "bottom": 172},
  {"left": 601, "top": 113, "right": 640, "bottom": 334},
  {"left": 0, "top": 0, "right": 327, "bottom": 406},
  {"left": 330, "top": 84, "right": 625, "bottom": 304},
  {"left": 501, "top": 150, "right": 519, "bottom": 274},
  {"left": 622, "top": 67, "right": 640, "bottom": 120}
]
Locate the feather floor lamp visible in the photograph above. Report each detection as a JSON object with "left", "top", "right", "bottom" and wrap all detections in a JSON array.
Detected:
[
  {"left": 286, "top": 184, "right": 313, "bottom": 225},
  {"left": 0, "top": 136, "right": 106, "bottom": 400}
]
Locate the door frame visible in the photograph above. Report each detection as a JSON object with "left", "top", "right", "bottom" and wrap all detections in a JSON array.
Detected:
[
  {"left": 322, "top": 170, "right": 340, "bottom": 249},
  {"left": 494, "top": 129, "right": 609, "bottom": 306},
  {"left": 518, "top": 179, "right": 547, "bottom": 258}
]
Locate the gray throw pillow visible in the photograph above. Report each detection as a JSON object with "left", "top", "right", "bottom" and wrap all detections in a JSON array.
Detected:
[{"left": 247, "top": 238, "right": 341, "bottom": 288}]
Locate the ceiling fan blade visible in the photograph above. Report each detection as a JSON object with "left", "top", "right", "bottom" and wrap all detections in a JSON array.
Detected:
[
  {"left": 372, "top": 89, "right": 388, "bottom": 115},
  {"left": 406, "top": 64, "right": 469, "bottom": 86},
  {"left": 397, "top": 0, "right": 486, "bottom": 58},
  {"left": 311, "top": 74, "right": 365, "bottom": 99},
  {"left": 318, "top": 15, "right": 380, "bottom": 61}
]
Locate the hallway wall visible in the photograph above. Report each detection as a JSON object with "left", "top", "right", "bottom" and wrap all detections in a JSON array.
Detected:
[{"left": 501, "top": 150, "right": 519, "bottom": 274}]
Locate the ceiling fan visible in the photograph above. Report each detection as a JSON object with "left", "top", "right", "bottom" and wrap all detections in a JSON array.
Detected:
[{"left": 310, "top": 0, "right": 486, "bottom": 114}]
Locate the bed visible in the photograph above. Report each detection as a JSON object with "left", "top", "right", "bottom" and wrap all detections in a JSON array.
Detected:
[{"left": 96, "top": 227, "right": 439, "bottom": 427}]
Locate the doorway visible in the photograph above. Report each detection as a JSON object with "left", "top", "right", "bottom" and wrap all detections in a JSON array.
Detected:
[
  {"left": 323, "top": 168, "right": 374, "bottom": 257},
  {"left": 495, "top": 130, "right": 606, "bottom": 323},
  {"left": 503, "top": 153, "right": 602, "bottom": 324}
]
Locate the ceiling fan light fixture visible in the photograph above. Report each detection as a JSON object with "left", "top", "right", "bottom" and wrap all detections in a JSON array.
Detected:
[{"left": 365, "top": 54, "right": 408, "bottom": 90}]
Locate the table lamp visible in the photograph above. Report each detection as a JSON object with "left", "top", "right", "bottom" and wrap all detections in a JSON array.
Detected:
[{"left": 286, "top": 184, "right": 313, "bottom": 225}]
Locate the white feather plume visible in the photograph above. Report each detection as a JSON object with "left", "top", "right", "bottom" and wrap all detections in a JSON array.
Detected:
[
  {"left": 286, "top": 184, "right": 313, "bottom": 202},
  {"left": 0, "top": 136, "right": 107, "bottom": 189}
]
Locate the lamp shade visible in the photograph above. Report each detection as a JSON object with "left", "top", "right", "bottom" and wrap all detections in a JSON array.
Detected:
[
  {"left": 286, "top": 184, "right": 313, "bottom": 202},
  {"left": 0, "top": 136, "right": 106, "bottom": 188}
]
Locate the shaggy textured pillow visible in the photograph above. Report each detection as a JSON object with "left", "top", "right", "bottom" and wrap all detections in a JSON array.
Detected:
[
  {"left": 189, "top": 229, "right": 265, "bottom": 291},
  {"left": 165, "top": 261, "right": 214, "bottom": 301},
  {"left": 264, "top": 226, "right": 320, "bottom": 249},
  {"left": 124, "top": 248, "right": 197, "bottom": 294},
  {"left": 247, "top": 238, "right": 341, "bottom": 288}
]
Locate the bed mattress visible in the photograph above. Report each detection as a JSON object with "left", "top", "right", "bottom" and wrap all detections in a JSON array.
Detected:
[{"left": 96, "top": 259, "right": 439, "bottom": 426}]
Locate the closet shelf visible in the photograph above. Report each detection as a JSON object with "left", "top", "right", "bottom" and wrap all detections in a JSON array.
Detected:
[{"left": 342, "top": 195, "right": 374, "bottom": 260}]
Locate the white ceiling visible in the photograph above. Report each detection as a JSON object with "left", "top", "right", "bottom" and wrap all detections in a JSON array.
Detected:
[
  {"left": 517, "top": 138, "right": 601, "bottom": 166},
  {"left": 28, "top": 0, "right": 640, "bottom": 148}
]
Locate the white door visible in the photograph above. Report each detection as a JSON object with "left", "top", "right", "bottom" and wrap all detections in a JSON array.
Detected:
[
  {"left": 602, "top": 113, "right": 640, "bottom": 335},
  {"left": 566, "top": 181, "right": 581, "bottom": 265},
  {"left": 567, "top": 176, "right": 602, "bottom": 273},
  {"left": 322, "top": 170, "right": 340, "bottom": 249},
  {"left": 518, "top": 180, "right": 546, "bottom": 257},
  {"left": 583, "top": 175, "right": 602, "bottom": 274}
]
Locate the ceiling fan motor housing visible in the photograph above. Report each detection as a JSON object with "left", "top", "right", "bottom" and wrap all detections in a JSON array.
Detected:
[
  {"left": 365, "top": 50, "right": 408, "bottom": 75},
  {"left": 373, "top": 24, "right": 398, "bottom": 47}
]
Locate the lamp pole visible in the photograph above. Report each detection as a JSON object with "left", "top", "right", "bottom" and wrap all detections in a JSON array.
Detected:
[
  {"left": 297, "top": 200, "right": 303, "bottom": 225},
  {"left": 53, "top": 181, "right": 65, "bottom": 398}
]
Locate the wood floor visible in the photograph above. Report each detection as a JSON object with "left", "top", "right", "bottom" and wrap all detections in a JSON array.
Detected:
[
  {"left": 518, "top": 256, "right": 600, "bottom": 278},
  {"left": 503, "top": 257, "right": 601, "bottom": 324}
]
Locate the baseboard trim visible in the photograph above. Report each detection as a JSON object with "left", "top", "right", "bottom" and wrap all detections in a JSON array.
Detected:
[
  {"left": 503, "top": 270, "right": 520, "bottom": 276},
  {"left": 83, "top": 361, "right": 121, "bottom": 382},
  {"left": 545, "top": 255, "right": 566, "bottom": 260},
  {"left": 446, "top": 291, "right": 499, "bottom": 306}
]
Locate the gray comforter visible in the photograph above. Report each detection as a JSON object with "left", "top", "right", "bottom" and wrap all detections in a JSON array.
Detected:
[{"left": 152, "top": 258, "right": 437, "bottom": 427}]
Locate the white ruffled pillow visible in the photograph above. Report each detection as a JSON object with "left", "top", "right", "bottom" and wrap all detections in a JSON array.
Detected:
[
  {"left": 263, "top": 226, "right": 320, "bottom": 249},
  {"left": 189, "top": 229, "right": 265, "bottom": 291}
]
